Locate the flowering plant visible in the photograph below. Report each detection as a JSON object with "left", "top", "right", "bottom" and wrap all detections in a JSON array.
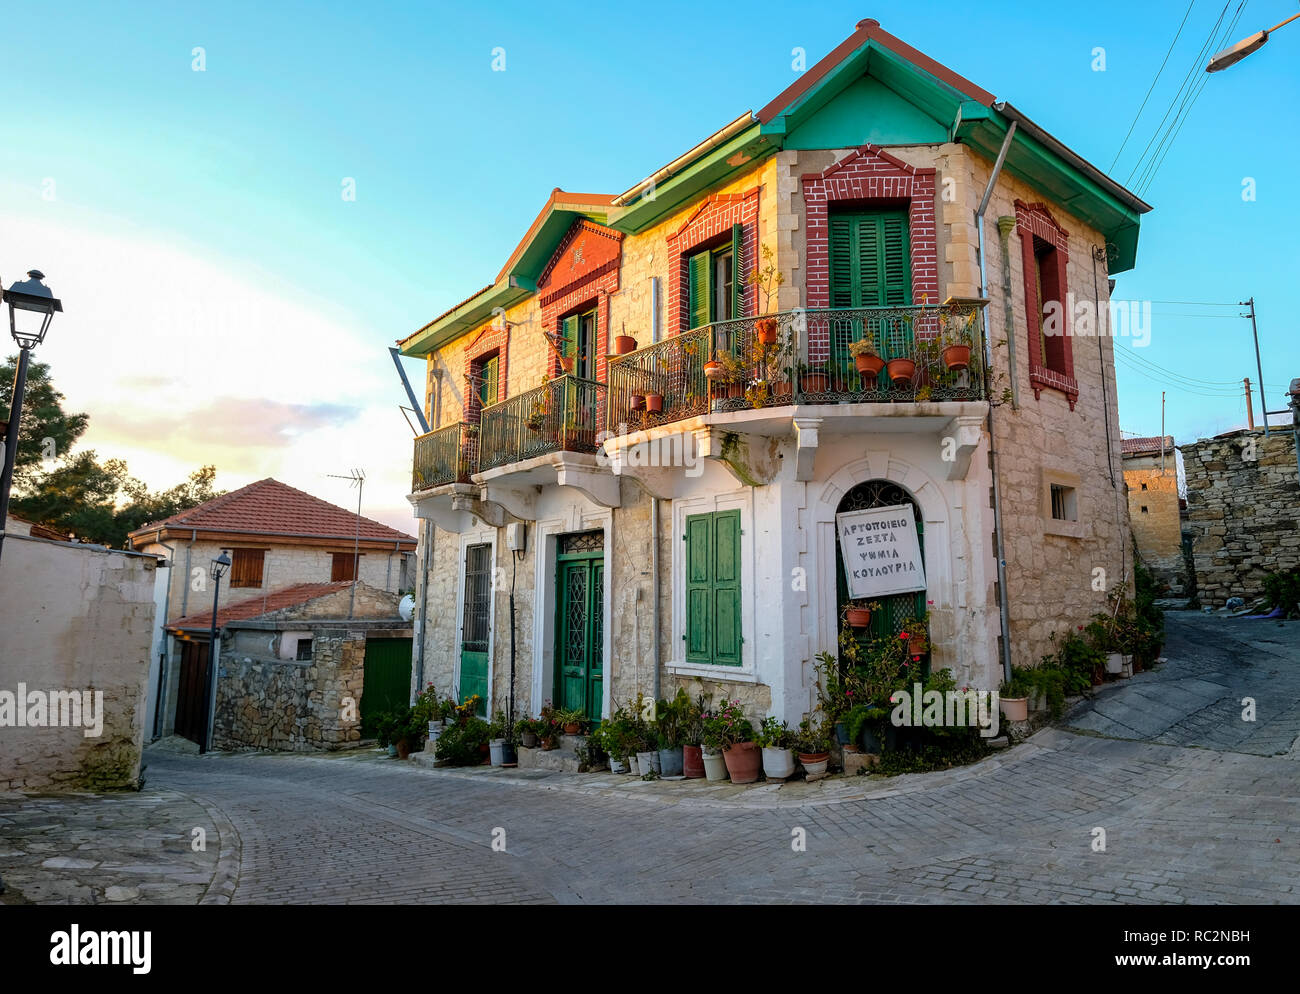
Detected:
[{"left": 701, "top": 699, "right": 754, "bottom": 750}]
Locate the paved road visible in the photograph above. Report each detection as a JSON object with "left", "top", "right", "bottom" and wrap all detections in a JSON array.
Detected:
[{"left": 4, "top": 613, "right": 1298, "bottom": 905}]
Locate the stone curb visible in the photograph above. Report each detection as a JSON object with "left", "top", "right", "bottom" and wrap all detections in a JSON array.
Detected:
[{"left": 195, "top": 794, "right": 242, "bottom": 905}]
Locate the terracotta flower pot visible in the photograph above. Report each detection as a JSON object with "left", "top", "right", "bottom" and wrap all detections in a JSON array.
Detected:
[
  {"left": 756, "top": 319, "right": 778, "bottom": 345},
  {"left": 615, "top": 334, "right": 637, "bottom": 355},
  {"left": 541, "top": 737, "right": 558, "bottom": 751},
  {"left": 559, "top": 356, "right": 575, "bottom": 373},
  {"left": 798, "top": 752, "right": 830, "bottom": 776},
  {"left": 630, "top": 394, "right": 645, "bottom": 411},
  {"left": 773, "top": 380, "right": 793, "bottom": 399},
  {"left": 704, "top": 361, "right": 724, "bottom": 380},
  {"left": 800, "top": 371, "right": 830, "bottom": 393},
  {"left": 727, "top": 381, "right": 745, "bottom": 398},
  {"left": 396, "top": 738, "right": 412, "bottom": 760},
  {"left": 854, "top": 353, "right": 885, "bottom": 377},
  {"left": 999, "top": 697, "right": 1028, "bottom": 722},
  {"left": 941, "top": 344, "right": 971, "bottom": 371},
  {"left": 845, "top": 607, "right": 872, "bottom": 628},
  {"left": 722, "top": 741, "right": 762, "bottom": 784},
  {"left": 563, "top": 721, "right": 581, "bottom": 735},
  {"left": 683, "top": 744, "right": 705, "bottom": 779},
  {"left": 887, "top": 358, "right": 916, "bottom": 385},
  {"left": 645, "top": 393, "right": 664, "bottom": 413}
]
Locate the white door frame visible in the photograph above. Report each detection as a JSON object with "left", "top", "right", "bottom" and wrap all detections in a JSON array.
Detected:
[{"left": 453, "top": 528, "right": 497, "bottom": 712}]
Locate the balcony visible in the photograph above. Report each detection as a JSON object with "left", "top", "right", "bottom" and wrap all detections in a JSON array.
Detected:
[
  {"left": 605, "top": 303, "right": 985, "bottom": 432},
  {"left": 478, "top": 374, "right": 606, "bottom": 472},
  {"left": 602, "top": 303, "right": 989, "bottom": 489},
  {"left": 411, "top": 421, "right": 479, "bottom": 492}
]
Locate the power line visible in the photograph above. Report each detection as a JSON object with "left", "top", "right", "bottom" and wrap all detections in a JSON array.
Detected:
[
  {"left": 1115, "top": 345, "right": 1242, "bottom": 387},
  {"left": 1146, "top": 299, "right": 1240, "bottom": 307},
  {"left": 1109, "top": 0, "right": 1197, "bottom": 171},
  {"left": 1113, "top": 351, "right": 1242, "bottom": 396}
]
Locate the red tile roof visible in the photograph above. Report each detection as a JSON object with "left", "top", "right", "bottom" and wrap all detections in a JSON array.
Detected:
[
  {"left": 129, "top": 478, "right": 415, "bottom": 546},
  {"left": 167, "top": 581, "right": 355, "bottom": 630},
  {"left": 1121, "top": 435, "right": 1175, "bottom": 456}
]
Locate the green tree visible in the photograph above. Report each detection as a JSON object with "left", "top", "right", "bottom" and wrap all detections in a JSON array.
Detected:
[{"left": 1, "top": 354, "right": 90, "bottom": 489}]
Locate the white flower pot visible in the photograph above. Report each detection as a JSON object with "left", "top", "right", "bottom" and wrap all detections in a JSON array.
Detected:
[
  {"left": 627, "top": 755, "right": 640, "bottom": 776},
  {"left": 1105, "top": 653, "right": 1124, "bottom": 675},
  {"left": 999, "top": 697, "right": 1028, "bottom": 722},
  {"left": 636, "top": 750, "right": 661, "bottom": 775},
  {"left": 608, "top": 755, "right": 628, "bottom": 774},
  {"left": 702, "top": 749, "right": 729, "bottom": 782},
  {"left": 762, "top": 747, "right": 796, "bottom": 781}
]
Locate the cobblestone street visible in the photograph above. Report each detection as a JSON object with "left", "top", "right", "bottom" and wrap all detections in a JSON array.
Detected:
[{"left": 2, "top": 614, "right": 1297, "bottom": 905}]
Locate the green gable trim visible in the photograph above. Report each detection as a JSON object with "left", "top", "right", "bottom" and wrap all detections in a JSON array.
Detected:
[
  {"left": 956, "top": 102, "right": 1147, "bottom": 273},
  {"left": 783, "top": 75, "right": 949, "bottom": 150},
  {"left": 608, "top": 124, "right": 776, "bottom": 236},
  {"left": 399, "top": 279, "right": 528, "bottom": 359}
]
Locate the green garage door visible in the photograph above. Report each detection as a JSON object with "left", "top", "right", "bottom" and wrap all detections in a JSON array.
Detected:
[{"left": 361, "top": 637, "right": 413, "bottom": 736}]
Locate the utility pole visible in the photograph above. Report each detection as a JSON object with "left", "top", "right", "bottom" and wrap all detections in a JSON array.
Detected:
[
  {"left": 1242, "top": 298, "right": 1272, "bottom": 437},
  {"left": 1160, "top": 391, "right": 1166, "bottom": 475},
  {"left": 1244, "top": 378, "right": 1255, "bottom": 430}
]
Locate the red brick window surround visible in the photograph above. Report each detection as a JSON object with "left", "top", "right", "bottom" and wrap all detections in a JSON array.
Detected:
[
  {"left": 1015, "top": 199, "right": 1078, "bottom": 410},
  {"left": 666, "top": 189, "right": 760, "bottom": 335},
  {"left": 801, "top": 144, "right": 937, "bottom": 362},
  {"left": 538, "top": 220, "right": 623, "bottom": 383},
  {"left": 462, "top": 325, "right": 509, "bottom": 424}
]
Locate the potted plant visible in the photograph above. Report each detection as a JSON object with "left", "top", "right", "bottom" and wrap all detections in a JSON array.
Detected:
[
  {"left": 756, "top": 715, "right": 796, "bottom": 781},
  {"left": 798, "top": 359, "right": 831, "bottom": 394},
  {"left": 745, "top": 243, "right": 785, "bottom": 344},
  {"left": 514, "top": 716, "right": 540, "bottom": 749},
  {"left": 848, "top": 336, "right": 886, "bottom": 379},
  {"left": 556, "top": 707, "right": 586, "bottom": 736},
  {"left": 654, "top": 689, "right": 692, "bottom": 777},
  {"left": 629, "top": 393, "right": 646, "bottom": 411},
  {"left": 941, "top": 322, "right": 973, "bottom": 371},
  {"left": 844, "top": 599, "right": 881, "bottom": 629},
  {"left": 999, "top": 670, "right": 1032, "bottom": 722},
  {"left": 703, "top": 699, "right": 760, "bottom": 783},
  {"left": 886, "top": 354, "right": 917, "bottom": 385},
  {"left": 645, "top": 392, "right": 664, "bottom": 413},
  {"left": 704, "top": 353, "right": 726, "bottom": 381},
  {"left": 614, "top": 324, "right": 638, "bottom": 355},
  {"left": 537, "top": 702, "right": 562, "bottom": 749},
  {"left": 680, "top": 693, "right": 707, "bottom": 778},
  {"left": 794, "top": 715, "right": 833, "bottom": 775}
]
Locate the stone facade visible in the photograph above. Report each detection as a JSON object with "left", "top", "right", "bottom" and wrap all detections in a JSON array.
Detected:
[
  {"left": 1123, "top": 443, "right": 1184, "bottom": 590},
  {"left": 1181, "top": 429, "right": 1299, "bottom": 607},
  {"left": 0, "top": 536, "right": 158, "bottom": 790}
]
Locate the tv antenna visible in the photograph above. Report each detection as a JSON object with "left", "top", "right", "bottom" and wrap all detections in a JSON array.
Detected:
[{"left": 326, "top": 468, "right": 366, "bottom": 617}]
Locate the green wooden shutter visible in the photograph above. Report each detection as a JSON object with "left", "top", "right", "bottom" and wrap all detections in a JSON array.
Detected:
[
  {"left": 830, "top": 215, "right": 855, "bottom": 308},
  {"left": 685, "top": 514, "right": 712, "bottom": 662},
  {"left": 880, "top": 213, "right": 911, "bottom": 306},
  {"left": 830, "top": 212, "right": 911, "bottom": 308},
  {"left": 711, "top": 509, "right": 741, "bottom": 666},
  {"left": 561, "top": 314, "right": 579, "bottom": 366},
  {"left": 687, "top": 250, "right": 711, "bottom": 329},
  {"left": 479, "top": 355, "right": 498, "bottom": 407},
  {"left": 731, "top": 223, "right": 744, "bottom": 319}
]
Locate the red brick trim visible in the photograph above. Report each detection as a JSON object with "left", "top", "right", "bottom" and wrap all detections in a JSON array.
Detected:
[
  {"left": 801, "top": 144, "right": 937, "bottom": 362},
  {"left": 538, "top": 220, "right": 623, "bottom": 382},
  {"left": 1015, "top": 200, "right": 1077, "bottom": 410},
  {"left": 462, "top": 325, "right": 509, "bottom": 423},
  {"left": 665, "top": 188, "right": 761, "bottom": 335}
]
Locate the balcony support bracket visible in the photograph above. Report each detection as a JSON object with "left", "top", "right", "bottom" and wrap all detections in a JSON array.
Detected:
[
  {"left": 479, "top": 483, "right": 538, "bottom": 522},
  {"left": 692, "top": 427, "right": 778, "bottom": 488},
  {"left": 943, "top": 415, "right": 985, "bottom": 481},
  {"left": 407, "top": 483, "right": 501, "bottom": 533},
  {"left": 556, "top": 459, "right": 622, "bottom": 508},
  {"left": 792, "top": 416, "right": 823, "bottom": 482}
]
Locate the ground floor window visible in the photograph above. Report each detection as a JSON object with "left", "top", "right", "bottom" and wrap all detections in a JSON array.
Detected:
[{"left": 684, "top": 509, "right": 742, "bottom": 667}]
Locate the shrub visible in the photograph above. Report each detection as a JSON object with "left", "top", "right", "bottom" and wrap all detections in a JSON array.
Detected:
[{"left": 434, "top": 715, "right": 490, "bottom": 765}]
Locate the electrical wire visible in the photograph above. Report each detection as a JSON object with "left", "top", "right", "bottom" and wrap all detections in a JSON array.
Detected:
[
  {"left": 1110, "top": 0, "right": 1197, "bottom": 171},
  {"left": 1113, "top": 352, "right": 1243, "bottom": 396},
  {"left": 1115, "top": 345, "right": 1242, "bottom": 388}
]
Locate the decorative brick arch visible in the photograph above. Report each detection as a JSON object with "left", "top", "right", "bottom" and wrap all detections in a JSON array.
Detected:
[
  {"left": 538, "top": 219, "right": 623, "bottom": 382},
  {"left": 665, "top": 188, "right": 760, "bottom": 334},
  {"left": 461, "top": 323, "right": 509, "bottom": 423},
  {"left": 1015, "top": 199, "right": 1078, "bottom": 409}
]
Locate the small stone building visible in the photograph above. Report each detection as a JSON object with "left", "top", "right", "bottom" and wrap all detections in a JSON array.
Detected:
[
  {"left": 166, "top": 582, "right": 412, "bottom": 751},
  {"left": 1121, "top": 436, "right": 1185, "bottom": 592},
  {"left": 1181, "top": 428, "right": 1299, "bottom": 607}
]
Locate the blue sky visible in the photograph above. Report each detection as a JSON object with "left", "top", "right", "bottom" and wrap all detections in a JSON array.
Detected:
[{"left": 2, "top": 1, "right": 1296, "bottom": 528}]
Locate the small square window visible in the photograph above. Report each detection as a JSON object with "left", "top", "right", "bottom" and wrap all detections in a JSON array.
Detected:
[
  {"left": 1050, "top": 484, "right": 1077, "bottom": 522},
  {"left": 1140, "top": 506, "right": 1149, "bottom": 514},
  {"left": 295, "top": 638, "right": 314, "bottom": 661},
  {"left": 1140, "top": 482, "right": 1148, "bottom": 491},
  {"left": 331, "top": 552, "right": 358, "bottom": 582}
]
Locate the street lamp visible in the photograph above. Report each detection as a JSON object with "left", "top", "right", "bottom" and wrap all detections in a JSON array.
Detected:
[
  {"left": 199, "top": 549, "right": 232, "bottom": 754},
  {"left": 1206, "top": 12, "right": 1300, "bottom": 72},
  {"left": 0, "top": 271, "right": 63, "bottom": 567}
]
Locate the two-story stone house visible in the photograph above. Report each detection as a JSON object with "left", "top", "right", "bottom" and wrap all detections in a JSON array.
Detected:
[{"left": 401, "top": 19, "right": 1149, "bottom": 725}]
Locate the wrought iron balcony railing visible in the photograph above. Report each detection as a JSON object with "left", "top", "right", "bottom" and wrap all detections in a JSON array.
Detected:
[
  {"left": 605, "top": 303, "right": 985, "bottom": 432},
  {"left": 411, "top": 421, "right": 479, "bottom": 492},
  {"left": 478, "top": 374, "right": 606, "bottom": 472}
]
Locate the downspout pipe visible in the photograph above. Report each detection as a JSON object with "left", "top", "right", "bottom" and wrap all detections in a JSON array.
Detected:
[
  {"left": 975, "top": 121, "right": 1017, "bottom": 685},
  {"left": 152, "top": 537, "right": 177, "bottom": 741},
  {"left": 650, "top": 492, "right": 660, "bottom": 702}
]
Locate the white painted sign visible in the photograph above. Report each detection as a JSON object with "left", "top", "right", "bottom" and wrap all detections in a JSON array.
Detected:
[{"left": 836, "top": 503, "right": 926, "bottom": 599}]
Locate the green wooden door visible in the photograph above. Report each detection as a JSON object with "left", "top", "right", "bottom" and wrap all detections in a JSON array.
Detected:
[
  {"left": 554, "top": 552, "right": 603, "bottom": 721},
  {"left": 361, "top": 638, "right": 413, "bottom": 735},
  {"left": 829, "top": 211, "right": 912, "bottom": 387},
  {"left": 459, "top": 543, "right": 491, "bottom": 715},
  {"left": 684, "top": 509, "right": 742, "bottom": 667}
]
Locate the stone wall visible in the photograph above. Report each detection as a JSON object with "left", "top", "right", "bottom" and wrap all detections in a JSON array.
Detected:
[
  {"left": 0, "top": 536, "right": 158, "bottom": 790},
  {"left": 211, "top": 631, "right": 367, "bottom": 751},
  {"left": 1123, "top": 454, "right": 1185, "bottom": 590},
  {"left": 1181, "top": 429, "right": 1299, "bottom": 607}
]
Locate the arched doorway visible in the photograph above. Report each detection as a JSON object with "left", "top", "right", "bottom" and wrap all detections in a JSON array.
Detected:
[{"left": 834, "top": 479, "right": 929, "bottom": 670}]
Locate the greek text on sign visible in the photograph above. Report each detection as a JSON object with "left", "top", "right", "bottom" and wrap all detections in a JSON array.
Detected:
[{"left": 836, "top": 503, "right": 926, "bottom": 599}]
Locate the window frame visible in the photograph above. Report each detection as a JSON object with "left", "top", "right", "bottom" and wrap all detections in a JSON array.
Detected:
[
  {"left": 331, "top": 551, "right": 359, "bottom": 583},
  {"left": 229, "top": 548, "right": 266, "bottom": 589}
]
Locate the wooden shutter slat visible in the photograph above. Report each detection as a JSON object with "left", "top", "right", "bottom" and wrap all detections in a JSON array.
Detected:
[
  {"left": 685, "top": 514, "right": 712, "bottom": 662},
  {"left": 711, "top": 509, "right": 741, "bottom": 666},
  {"left": 687, "top": 250, "right": 711, "bottom": 329},
  {"left": 730, "top": 223, "right": 744, "bottom": 319}
]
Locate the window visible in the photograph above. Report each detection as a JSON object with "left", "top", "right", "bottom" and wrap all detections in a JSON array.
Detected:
[
  {"left": 295, "top": 638, "right": 314, "bottom": 661},
  {"left": 1033, "top": 238, "right": 1068, "bottom": 376},
  {"left": 1140, "top": 506, "right": 1149, "bottom": 514},
  {"left": 1050, "top": 484, "right": 1077, "bottom": 522},
  {"left": 687, "top": 224, "right": 744, "bottom": 328},
  {"left": 683, "top": 509, "right": 741, "bottom": 667},
  {"left": 559, "top": 306, "right": 597, "bottom": 380},
  {"left": 476, "top": 353, "right": 499, "bottom": 409},
  {"left": 829, "top": 210, "right": 911, "bottom": 308},
  {"left": 331, "top": 551, "right": 359, "bottom": 582},
  {"left": 1140, "top": 482, "right": 1148, "bottom": 491},
  {"left": 230, "top": 548, "right": 265, "bottom": 588}
]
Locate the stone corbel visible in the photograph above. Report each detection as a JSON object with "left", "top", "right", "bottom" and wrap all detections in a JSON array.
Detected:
[
  {"left": 479, "top": 482, "right": 537, "bottom": 521},
  {"left": 556, "top": 461, "right": 622, "bottom": 508},
  {"left": 792, "top": 417, "right": 823, "bottom": 482},
  {"left": 943, "top": 415, "right": 985, "bottom": 481},
  {"left": 692, "top": 427, "right": 779, "bottom": 488}
]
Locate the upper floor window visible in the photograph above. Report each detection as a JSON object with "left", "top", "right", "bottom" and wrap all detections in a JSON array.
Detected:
[
  {"left": 230, "top": 548, "right": 266, "bottom": 588},
  {"left": 829, "top": 210, "right": 911, "bottom": 308},
  {"left": 331, "top": 551, "right": 358, "bottom": 583},
  {"left": 476, "top": 353, "right": 499, "bottom": 410},
  {"left": 687, "top": 224, "right": 744, "bottom": 328},
  {"left": 1033, "top": 237, "right": 1068, "bottom": 376},
  {"left": 559, "top": 306, "right": 597, "bottom": 380}
]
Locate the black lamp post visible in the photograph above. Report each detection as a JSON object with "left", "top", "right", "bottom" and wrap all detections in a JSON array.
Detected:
[
  {"left": 199, "top": 549, "right": 232, "bottom": 754},
  {"left": 0, "top": 271, "right": 63, "bottom": 567}
]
